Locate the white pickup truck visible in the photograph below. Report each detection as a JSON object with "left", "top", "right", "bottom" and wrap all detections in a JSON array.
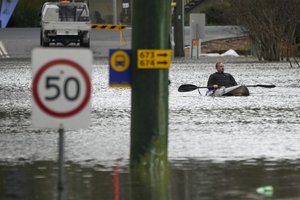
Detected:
[{"left": 40, "top": 1, "right": 91, "bottom": 47}]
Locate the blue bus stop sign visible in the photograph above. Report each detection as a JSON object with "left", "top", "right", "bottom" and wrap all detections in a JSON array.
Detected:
[{"left": 109, "top": 49, "right": 131, "bottom": 87}]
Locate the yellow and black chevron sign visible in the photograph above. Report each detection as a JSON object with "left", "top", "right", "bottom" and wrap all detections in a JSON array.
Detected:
[{"left": 91, "top": 24, "right": 128, "bottom": 30}]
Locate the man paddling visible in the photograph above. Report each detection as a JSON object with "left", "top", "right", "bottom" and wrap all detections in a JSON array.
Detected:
[{"left": 207, "top": 62, "right": 237, "bottom": 88}]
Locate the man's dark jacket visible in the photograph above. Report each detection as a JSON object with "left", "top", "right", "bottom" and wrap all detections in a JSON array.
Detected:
[{"left": 207, "top": 72, "right": 237, "bottom": 87}]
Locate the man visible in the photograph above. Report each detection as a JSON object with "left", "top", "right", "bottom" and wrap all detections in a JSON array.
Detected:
[{"left": 207, "top": 62, "right": 237, "bottom": 88}]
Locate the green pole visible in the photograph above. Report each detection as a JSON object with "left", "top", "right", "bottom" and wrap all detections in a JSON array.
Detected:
[{"left": 130, "top": 0, "right": 171, "bottom": 199}]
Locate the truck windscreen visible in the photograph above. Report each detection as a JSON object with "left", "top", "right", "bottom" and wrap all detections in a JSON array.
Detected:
[{"left": 58, "top": 4, "right": 89, "bottom": 22}]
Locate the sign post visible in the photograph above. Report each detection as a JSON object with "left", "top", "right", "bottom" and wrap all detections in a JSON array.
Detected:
[
  {"left": 130, "top": 0, "right": 171, "bottom": 199},
  {"left": 58, "top": 125, "right": 65, "bottom": 200},
  {"left": 190, "top": 13, "right": 205, "bottom": 59},
  {"left": 32, "top": 48, "right": 92, "bottom": 200}
]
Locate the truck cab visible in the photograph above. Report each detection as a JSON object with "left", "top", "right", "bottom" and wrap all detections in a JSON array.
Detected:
[{"left": 40, "top": 1, "right": 91, "bottom": 47}]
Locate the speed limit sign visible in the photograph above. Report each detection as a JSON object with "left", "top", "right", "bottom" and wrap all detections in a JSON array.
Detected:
[{"left": 32, "top": 48, "right": 92, "bottom": 128}]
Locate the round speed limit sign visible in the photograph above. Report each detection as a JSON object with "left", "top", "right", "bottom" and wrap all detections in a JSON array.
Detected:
[{"left": 32, "top": 48, "right": 92, "bottom": 128}]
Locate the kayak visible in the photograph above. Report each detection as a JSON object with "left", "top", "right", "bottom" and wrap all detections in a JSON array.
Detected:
[
  {"left": 207, "top": 85, "right": 249, "bottom": 97},
  {"left": 178, "top": 83, "right": 274, "bottom": 96},
  {"left": 206, "top": 85, "right": 250, "bottom": 97}
]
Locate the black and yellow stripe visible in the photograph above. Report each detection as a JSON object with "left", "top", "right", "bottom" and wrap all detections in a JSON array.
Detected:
[{"left": 91, "top": 24, "right": 128, "bottom": 30}]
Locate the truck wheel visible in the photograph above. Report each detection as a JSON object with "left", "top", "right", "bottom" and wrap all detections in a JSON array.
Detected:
[
  {"left": 63, "top": 41, "right": 69, "bottom": 46},
  {"left": 42, "top": 38, "right": 49, "bottom": 47},
  {"left": 80, "top": 38, "right": 90, "bottom": 48},
  {"left": 84, "top": 39, "right": 90, "bottom": 48},
  {"left": 40, "top": 30, "right": 43, "bottom": 46},
  {"left": 80, "top": 32, "right": 90, "bottom": 48},
  {"left": 41, "top": 31, "right": 49, "bottom": 47}
]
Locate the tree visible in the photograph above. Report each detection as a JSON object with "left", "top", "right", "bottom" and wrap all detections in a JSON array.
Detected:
[
  {"left": 226, "top": 0, "right": 300, "bottom": 61},
  {"left": 7, "top": 0, "right": 47, "bottom": 27}
]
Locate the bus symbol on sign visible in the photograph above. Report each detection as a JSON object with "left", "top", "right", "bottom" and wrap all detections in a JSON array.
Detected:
[
  {"left": 110, "top": 50, "right": 130, "bottom": 72},
  {"left": 115, "top": 55, "right": 126, "bottom": 68}
]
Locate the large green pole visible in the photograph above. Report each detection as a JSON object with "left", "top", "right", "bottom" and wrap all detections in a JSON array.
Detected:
[{"left": 130, "top": 0, "right": 171, "bottom": 199}]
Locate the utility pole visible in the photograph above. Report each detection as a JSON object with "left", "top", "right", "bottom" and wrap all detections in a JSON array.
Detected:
[
  {"left": 130, "top": 0, "right": 171, "bottom": 199},
  {"left": 174, "top": 0, "right": 185, "bottom": 57},
  {"left": 113, "top": 0, "right": 117, "bottom": 24}
]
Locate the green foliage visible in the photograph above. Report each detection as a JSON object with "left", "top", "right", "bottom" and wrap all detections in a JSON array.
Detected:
[
  {"left": 7, "top": 0, "right": 46, "bottom": 27},
  {"left": 203, "top": 4, "right": 232, "bottom": 25},
  {"left": 225, "top": 0, "right": 300, "bottom": 60}
]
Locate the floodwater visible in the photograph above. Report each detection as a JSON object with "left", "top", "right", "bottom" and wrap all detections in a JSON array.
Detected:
[{"left": 0, "top": 57, "right": 300, "bottom": 200}]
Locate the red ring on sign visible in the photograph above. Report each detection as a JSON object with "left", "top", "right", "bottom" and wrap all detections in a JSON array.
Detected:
[{"left": 32, "top": 59, "right": 91, "bottom": 118}]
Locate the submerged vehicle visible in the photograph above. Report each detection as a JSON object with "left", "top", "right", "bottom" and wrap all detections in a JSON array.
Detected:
[
  {"left": 206, "top": 85, "right": 250, "bottom": 97},
  {"left": 40, "top": 0, "right": 91, "bottom": 47}
]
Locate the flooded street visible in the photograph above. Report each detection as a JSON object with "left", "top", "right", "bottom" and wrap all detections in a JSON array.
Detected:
[{"left": 1, "top": 58, "right": 300, "bottom": 199}]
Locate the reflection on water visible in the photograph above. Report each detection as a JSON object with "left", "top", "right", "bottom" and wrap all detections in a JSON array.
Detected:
[
  {"left": 1, "top": 159, "right": 300, "bottom": 200},
  {"left": 1, "top": 58, "right": 300, "bottom": 199}
]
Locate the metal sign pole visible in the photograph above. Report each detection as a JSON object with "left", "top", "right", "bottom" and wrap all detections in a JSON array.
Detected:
[
  {"left": 196, "top": 24, "right": 199, "bottom": 59},
  {"left": 190, "top": 41, "right": 193, "bottom": 58},
  {"left": 58, "top": 125, "right": 65, "bottom": 200},
  {"left": 189, "top": 13, "right": 205, "bottom": 59},
  {"left": 113, "top": 0, "right": 117, "bottom": 24},
  {"left": 32, "top": 48, "right": 92, "bottom": 200}
]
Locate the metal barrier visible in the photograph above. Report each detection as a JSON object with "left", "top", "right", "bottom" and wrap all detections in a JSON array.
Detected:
[
  {"left": 91, "top": 24, "right": 128, "bottom": 46},
  {"left": 91, "top": 24, "right": 128, "bottom": 30}
]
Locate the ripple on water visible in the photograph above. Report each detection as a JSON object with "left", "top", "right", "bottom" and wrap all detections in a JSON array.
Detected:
[{"left": 0, "top": 60, "right": 299, "bottom": 163}]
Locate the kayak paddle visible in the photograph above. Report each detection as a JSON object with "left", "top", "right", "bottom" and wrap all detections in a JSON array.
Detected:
[
  {"left": 178, "top": 84, "right": 276, "bottom": 92},
  {"left": 245, "top": 84, "right": 276, "bottom": 88},
  {"left": 178, "top": 84, "right": 213, "bottom": 92}
]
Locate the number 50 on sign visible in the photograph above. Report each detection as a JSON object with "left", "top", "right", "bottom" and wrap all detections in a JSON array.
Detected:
[{"left": 32, "top": 48, "right": 92, "bottom": 129}]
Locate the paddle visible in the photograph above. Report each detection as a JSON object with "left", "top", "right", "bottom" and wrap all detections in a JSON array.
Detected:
[
  {"left": 178, "top": 84, "right": 213, "bottom": 92},
  {"left": 245, "top": 84, "right": 276, "bottom": 88},
  {"left": 178, "top": 84, "right": 276, "bottom": 92}
]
